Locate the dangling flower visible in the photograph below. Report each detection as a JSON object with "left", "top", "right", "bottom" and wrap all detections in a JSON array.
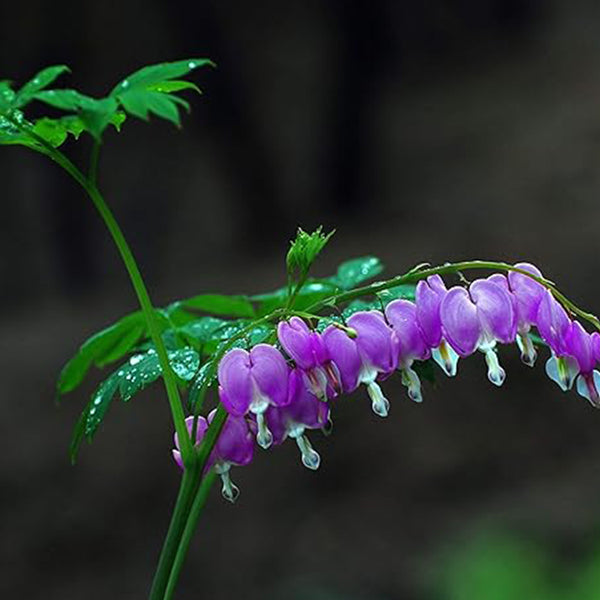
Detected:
[
  {"left": 440, "top": 279, "right": 516, "bottom": 386},
  {"left": 536, "top": 290, "right": 578, "bottom": 391},
  {"left": 323, "top": 310, "right": 399, "bottom": 417},
  {"left": 172, "top": 411, "right": 255, "bottom": 503},
  {"left": 416, "top": 274, "right": 459, "bottom": 377},
  {"left": 265, "top": 368, "right": 329, "bottom": 469},
  {"left": 218, "top": 344, "right": 290, "bottom": 449},
  {"left": 277, "top": 316, "right": 340, "bottom": 400},
  {"left": 505, "top": 262, "right": 546, "bottom": 366},
  {"left": 567, "top": 321, "right": 600, "bottom": 406},
  {"left": 385, "top": 299, "right": 429, "bottom": 402}
]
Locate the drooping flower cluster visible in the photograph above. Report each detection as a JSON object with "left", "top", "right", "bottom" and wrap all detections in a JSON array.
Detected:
[{"left": 173, "top": 262, "right": 600, "bottom": 501}]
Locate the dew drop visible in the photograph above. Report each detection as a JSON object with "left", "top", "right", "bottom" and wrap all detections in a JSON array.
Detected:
[
  {"left": 188, "top": 61, "right": 197, "bottom": 69},
  {"left": 121, "top": 80, "right": 129, "bottom": 88}
]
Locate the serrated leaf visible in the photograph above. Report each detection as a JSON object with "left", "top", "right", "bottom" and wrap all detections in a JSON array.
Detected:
[
  {"left": 72, "top": 347, "right": 200, "bottom": 459},
  {"left": 33, "top": 89, "right": 97, "bottom": 111},
  {"left": 58, "top": 312, "right": 146, "bottom": 395},
  {"left": 286, "top": 226, "right": 335, "bottom": 281},
  {"left": 180, "top": 294, "right": 256, "bottom": 318},
  {"left": 111, "top": 58, "right": 214, "bottom": 93},
  {"left": 146, "top": 80, "right": 201, "bottom": 94},
  {"left": 79, "top": 97, "right": 119, "bottom": 139},
  {"left": 253, "top": 280, "right": 338, "bottom": 316},
  {"left": 330, "top": 256, "right": 383, "bottom": 290},
  {"left": 15, "top": 65, "right": 70, "bottom": 107}
]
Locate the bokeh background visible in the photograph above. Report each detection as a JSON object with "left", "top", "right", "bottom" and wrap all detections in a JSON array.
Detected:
[{"left": 3, "top": 1, "right": 600, "bottom": 598}]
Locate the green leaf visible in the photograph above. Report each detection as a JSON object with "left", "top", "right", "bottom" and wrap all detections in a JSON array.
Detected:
[
  {"left": 32, "top": 88, "right": 97, "bottom": 111},
  {"left": 146, "top": 80, "right": 201, "bottom": 94},
  {"left": 79, "top": 97, "right": 119, "bottom": 139},
  {"left": 377, "top": 284, "right": 416, "bottom": 302},
  {"left": 286, "top": 226, "right": 335, "bottom": 281},
  {"left": 71, "top": 347, "right": 200, "bottom": 460},
  {"left": 15, "top": 65, "right": 70, "bottom": 107},
  {"left": 111, "top": 58, "right": 214, "bottom": 93},
  {"left": 110, "top": 58, "right": 212, "bottom": 127},
  {"left": 0, "top": 81, "right": 16, "bottom": 111},
  {"left": 179, "top": 294, "right": 256, "bottom": 318},
  {"left": 329, "top": 256, "right": 384, "bottom": 290},
  {"left": 57, "top": 312, "right": 146, "bottom": 395},
  {"left": 253, "top": 280, "right": 339, "bottom": 316}
]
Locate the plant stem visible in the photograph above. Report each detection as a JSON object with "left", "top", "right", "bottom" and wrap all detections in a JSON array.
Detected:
[
  {"left": 14, "top": 123, "right": 194, "bottom": 460},
  {"left": 149, "top": 468, "right": 200, "bottom": 600},
  {"left": 163, "top": 471, "right": 218, "bottom": 600}
]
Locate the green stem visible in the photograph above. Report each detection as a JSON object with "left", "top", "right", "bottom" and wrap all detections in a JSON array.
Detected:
[
  {"left": 13, "top": 122, "right": 194, "bottom": 461},
  {"left": 149, "top": 467, "right": 200, "bottom": 600},
  {"left": 306, "top": 260, "right": 600, "bottom": 331},
  {"left": 163, "top": 471, "right": 218, "bottom": 600}
]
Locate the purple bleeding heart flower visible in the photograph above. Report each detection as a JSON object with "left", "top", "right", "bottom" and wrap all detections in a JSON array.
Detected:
[
  {"left": 323, "top": 310, "right": 399, "bottom": 417},
  {"left": 537, "top": 290, "right": 578, "bottom": 392},
  {"left": 416, "top": 275, "right": 459, "bottom": 377},
  {"left": 385, "top": 299, "right": 429, "bottom": 402},
  {"left": 566, "top": 321, "right": 600, "bottom": 406},
  {"left": 277, "top": 316, "right": 340, "bottom": 399},
  {"left": 172, "top": 411, "right": 255, "bottom": 503},
  {"left": 441, "top": 280, "right": 516, "bottom": 386},
  {"left": 265, "top": 368, "right": 330, "bottom": 469},
  {"left": 218, "top": 344, "right": 290, "bottom": 449}
]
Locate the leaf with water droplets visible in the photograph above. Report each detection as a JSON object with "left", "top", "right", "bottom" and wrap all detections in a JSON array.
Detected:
[
  {"left": 110, "top": 58, "right": 213, "bottom": 127},
  {"left": 57, "top": 312, "right": 146, "bottom": 395},
  {"left": 187, "top": 361, "right": 217, "bottom": 412},
  {"left": 377, "top": 284, "right": 416, "bottom": 303},
  {"left": 330, "top": 256, "right": 384, "bottom": 290},
  {"left": 15, "top": 65, "right": 70, "bottom": 107},
  {"left": 71, "top": 347, "right": 200, "bottom": 460}
]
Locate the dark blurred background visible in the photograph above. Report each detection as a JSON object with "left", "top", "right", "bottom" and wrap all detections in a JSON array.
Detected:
[{"left": 3, "top": 1, "right": 600, "bottom": 598}]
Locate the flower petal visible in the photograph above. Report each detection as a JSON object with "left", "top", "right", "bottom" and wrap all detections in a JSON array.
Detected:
[
  {"left": 322, "top": 326, "right": 361, "bottom": 392},
  {"left": 470, "top": 279, "right": 516, "bottom": 344},
  {"left": 218, "top": 348, "right": 253, "bottom": 415},
  {"left": 416, "top": 275, "right": 447, "bottom": 347},
  {"left": 277, "top": 317, "right": 316, "bottom": 369},
  {"left": 536, "top": 291, "right": 571, "bottom": 355},
  {"left": 567, "top": 321, "right": 595, "bottom": 374},
  {"left": 440, "top": 287, "right": 481, "bottom": 356},
  {"left": 249, "top": 344, "right": 290, "bottom": 407},
  {"left": 385, "top": 299, "right": 429, "bottom": 363},
  {"left": 209, "top": 408, "right": 255, "bottom": 467},
  {"left": 347, "top": 311, "right": 399, "bottom": 374},
  {"left": 508, "top": 262, "right": 545, "bottom": 327}
]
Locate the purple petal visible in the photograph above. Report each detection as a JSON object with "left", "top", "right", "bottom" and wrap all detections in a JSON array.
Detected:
[
  {"left": 567, "top": 321, "right": 595, "bottom": 374},
  {"left": 470, "top": 279, "right": 516, "bottom": 344},
  {"left": 174, "top": 415, "right": 208, "bottom": 451},
  {"left": 278, "top": 317, "right": 317, "bottom": 369},
  {"left": 172, "top": 449, "right": 183, "bottom": 470},
  {"left": 209, "top": 408, "right": 255, "bottom": 467},
  {"left": 285, "top": 369, "right": 330, "bottom": 430},
  {"left": 264, "top": 406, "right": 288, "bottom": 445},
  {"left": 347, "top": 311, "right": 399, "bottom": 374},
  {"left": 508, "top": 263, "right": 545, "bottom": 328},
  {"left": 416, "top": 277, "right": 445, "bottom": 348},
  {"left": 218, "top": 348, "right": 253, "bottom": 415},
  {"left": 593, "top": 332, "right": 600, "bottom": 363},
  {"left": 385, "top": 299, "right": 429, "bottom": 363},
  {"left": 440, "top": 287, "right": 481, "bottom": 356},
  {"left": 322, "top": 326, "right": 361, "bottom": 392},
  {"left": 536, "top": 291, "right": 571, "bottom": 355},
  {"left": 249, "top": 344, "right": 290, "bottom": 407}
]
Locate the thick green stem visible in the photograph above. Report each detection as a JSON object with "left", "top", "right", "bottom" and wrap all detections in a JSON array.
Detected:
[
  {"left": 149, "top": 468, "right": 200, "bottom": 600},
  {"left": 163, "top": 471, "right": 218, "bottom": 600}
]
